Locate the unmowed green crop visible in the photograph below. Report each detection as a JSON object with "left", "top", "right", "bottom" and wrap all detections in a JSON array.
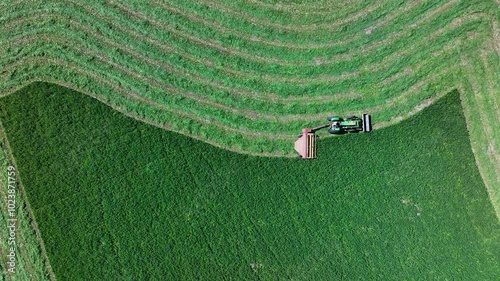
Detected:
[{"left": 0, "top": 83, "right": 498, "bottom": 280}]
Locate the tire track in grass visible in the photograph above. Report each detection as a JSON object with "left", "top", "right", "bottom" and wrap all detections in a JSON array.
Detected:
[
  {"left": 482, "top": 18, "right": 500, "bottom": 114},
  {"left": 0, "top": 33, "right": 317, "bottom": 123},
  {"left": 0, "top": 57, "right": 295, "bottom": 140},
  {"left": 0, "top": 32, "right": 285, "bottom": 123},
  {"left": 96, "top": 3, "right": 484, "bottom": 84},
  {"left": 0, "top": 120, "right": 57, "bottom": 281},
  {"left": 108, "top": 0, "right": 462, "bottom": 67}
]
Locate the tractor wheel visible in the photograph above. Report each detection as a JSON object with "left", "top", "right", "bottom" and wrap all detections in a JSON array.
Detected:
[
  {"left": 327, "top": 116, "right": 333, "bottom": 121},
  {"left": 328, "top": 129, "right": 342, "bottom": 135},
  {"left": 347, "top": 115, "right": 356, "bottom": 120}
]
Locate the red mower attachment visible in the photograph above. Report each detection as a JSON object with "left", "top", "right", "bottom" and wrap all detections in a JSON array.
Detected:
[
  {"left": 294, "top": 123, "right": 329, "bottom": 159},
  {"left": 294, "top": 128, "right": 316, "bottom": 159}
]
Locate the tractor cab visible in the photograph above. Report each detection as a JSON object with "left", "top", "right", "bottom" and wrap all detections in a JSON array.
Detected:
[{"left": 326, "top": 114, "right": 371, "bottom": 134}]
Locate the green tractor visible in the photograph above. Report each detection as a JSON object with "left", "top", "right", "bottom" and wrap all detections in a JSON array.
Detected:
[
  {"left": 327, "top": 114, "right": 371, "bottom": 134},
  {"left": 294, "top": 113, "right": 372, "bottom": 159}
]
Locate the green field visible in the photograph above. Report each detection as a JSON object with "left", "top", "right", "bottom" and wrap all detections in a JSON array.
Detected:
[
  {"left": 0, "top": 82, "right": 497, "bottom": 280},
  {"left": 0, "top": 0, "right": 499, "bottom": 279},
  {"left": 1, "top": 1, "right": 498, "bottom": 212}
]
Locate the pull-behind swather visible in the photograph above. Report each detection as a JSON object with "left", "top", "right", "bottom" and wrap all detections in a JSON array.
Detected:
[{"left": 294, "top": 114, "right": 371, "bottom": 159}]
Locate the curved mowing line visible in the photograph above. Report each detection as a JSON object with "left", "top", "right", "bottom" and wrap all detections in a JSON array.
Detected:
[
  {"left": 152, "top": 0, "right": 386, "bottom": 38},
  {"left": 455, "top": 78, "right": 500, "bottom": 221},
  {"left": 97, "top": 2, "right": 484, "bottom": 81},
  {"left": 0, "top": 6, "right": 486, "bottom": 133},
  {"left": 70, "top": 0, "right": 431, "bottom": 60},
  {"left": 461, "top": 56, "right": 499, "bottom": 177},
  {"left": 192, "top": 0, "right": 384, "bottom": 31},
  {"left": 0, "top": 34, "right": 361, "bottom": 123},
  {"left": 0, "top": 51, "right": 454, "bottom": 138},
  {"left": 0, "top": 32, "right": 459, "bottom": 125},
  {"left": 0, "top": 120, "right": 57, "bottom": 281},
  {"left": 0, "top": 34, "right": 283, "bottom": 122},
  {"left": 0, "top": 57, "right": 296, "bottom": 140},
  {"left": 245, "top": 0, "right": 369, "bottom": 15},
  {"left": 478, "top": 51, "right": 500, "bottom": 122},
  {"left": 108, "top": 0, "right": 463, "bottom": 67},
  {"left": 0, "top": 61, "right": 463, "bottom": 158},
  {"left": 491, "top": 16, "right": 500, "bottom": 54},
  {"left": 153, "top": 0, "right": 420, "bottom": 49},
  {"left": 1, "top": 3, "right": 477, "bottom": 86},
  {"left": 0, "top": 7, "right": 357, "bottom": 85},
  {"left": 0, "top": 8, "right": 460, "bottom": 108},
  {"left": 0, "top": 10, "right": 474, "bottom": 118},
  {"left": 0, "top": 191, "right": 15, "bottom": 281},
  {"left": 0, "top": 78, "right": 295, "bottom": 157},
  {"left": 373, "top": 86, "right": 453, "bottom": 129},
  {"left": 0, "top": 52, "right": 450, "bottom": 143},
  {"left": 246, "top": 0, "right": 370, "bottom": 16},
  {"left": 0, "top": 8, "right": 468, "bottom": 122},
  {"left": 13, "top": 6, "right": 480, "bottom": 88},
  {"left": 0, "top": 15, "right": 361, "bottom": 106}
]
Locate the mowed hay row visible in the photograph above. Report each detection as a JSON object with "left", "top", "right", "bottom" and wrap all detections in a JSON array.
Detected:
[
  {"left": 0, "top": 10, "right": 483, "bottom": 112},
  {"left": 0, "top": 0, "right": 499, "bottom": 156},
  {"left": 458, "top": 48, "right": 500, "bottom": 219},
  {"left": 0, "top": 2, "right": 486, "bottom": 93},
  {"left": 0, "top": 31, "right": 473, "bottom": 124},
  {"left": 0, "top": 123, "right": 51, "bottom": 281},
  {"left": 0, "top": 1, "right": 482, "bottom": 94}
]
